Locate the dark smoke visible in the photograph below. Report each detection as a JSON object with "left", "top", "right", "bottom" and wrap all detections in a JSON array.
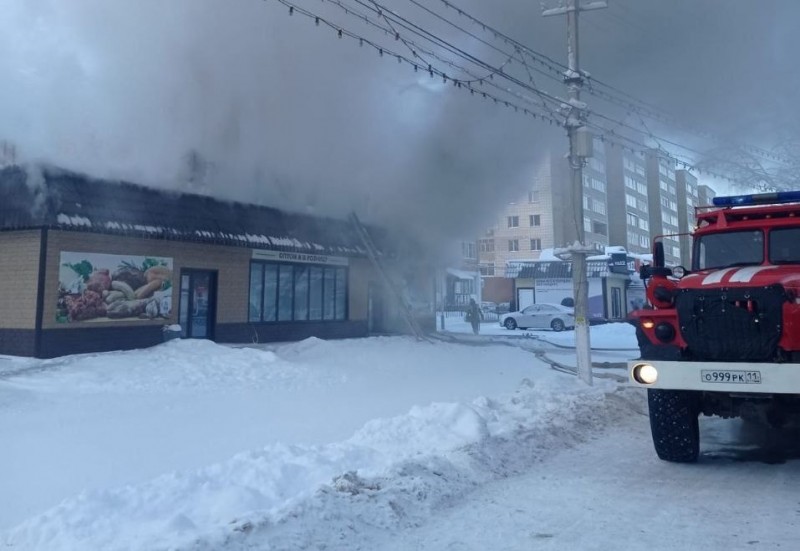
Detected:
[{"left": 1, "top": 0, "right": 797, "bottom": 246}]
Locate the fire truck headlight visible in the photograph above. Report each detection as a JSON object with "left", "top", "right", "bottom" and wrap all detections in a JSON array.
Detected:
[
  {"left": 632, "top": 363, "right": 658, "bottom": 385},
  {"left": 654, "top": 322, "right": 676, "bottom": 343}
]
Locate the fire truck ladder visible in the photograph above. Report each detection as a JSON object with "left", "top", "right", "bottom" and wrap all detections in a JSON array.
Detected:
[{"left": 348, "top": 212, "right": 427, "bottom": 341}]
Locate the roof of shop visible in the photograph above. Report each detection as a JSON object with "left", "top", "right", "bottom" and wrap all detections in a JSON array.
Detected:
[
  {"left": 512, "top": 260, "right": 618, "bottom": 279},
  {"left": 0, "top": 165, "right": 388, "bottom": 257}
]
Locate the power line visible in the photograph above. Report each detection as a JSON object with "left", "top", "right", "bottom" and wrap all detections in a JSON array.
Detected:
[
  {"left": 271, "top": 0, "right": 564, "bottom": 124},
  {"left": 266, "top": 0, "right": 775, "bottom": 186},
  {"left": 428, "top": 0, "right": 793, "bottom": 167}
]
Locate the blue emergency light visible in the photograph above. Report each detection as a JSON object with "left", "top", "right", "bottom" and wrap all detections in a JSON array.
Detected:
[{"left": 712, "top": 190, "right": 800, "bottom": 207}]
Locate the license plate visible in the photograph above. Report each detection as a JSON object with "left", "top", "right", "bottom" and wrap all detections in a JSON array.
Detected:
[{"left": 701, "top": 370, "right": 762, "bottom": 384}]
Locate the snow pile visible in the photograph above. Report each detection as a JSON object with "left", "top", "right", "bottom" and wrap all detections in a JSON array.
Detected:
[
  {"left": 1, "top": 337, "right": 631, "bottom": 551},
  {"left": 6, "top": 379, "right": 622, "bottom": 551}
]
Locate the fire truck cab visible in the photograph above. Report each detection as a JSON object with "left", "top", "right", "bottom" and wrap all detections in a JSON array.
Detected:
[{"left": 629, "top": 191, "right": 800, "bottom": 462}]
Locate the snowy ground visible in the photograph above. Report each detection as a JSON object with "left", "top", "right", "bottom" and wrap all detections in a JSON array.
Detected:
[{"left": 1, "top": 323, "right": 798, "bottom": 550}]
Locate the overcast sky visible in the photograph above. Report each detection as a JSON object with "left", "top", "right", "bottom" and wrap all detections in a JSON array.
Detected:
[{"left": 1, "top": 0, "right": 797, "bottom": 243}]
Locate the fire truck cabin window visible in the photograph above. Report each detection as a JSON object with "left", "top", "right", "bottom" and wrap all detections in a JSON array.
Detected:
[
  {"left": 695, "top": 230, "right": 763, "bottom": 270},
  {"left": 769, "top": 228, "right": 800, "bottom": 264}
]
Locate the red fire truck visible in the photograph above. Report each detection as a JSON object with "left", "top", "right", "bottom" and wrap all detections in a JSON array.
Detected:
[{"left": 629, "top": 191, "right": 800, "bottom": 462}]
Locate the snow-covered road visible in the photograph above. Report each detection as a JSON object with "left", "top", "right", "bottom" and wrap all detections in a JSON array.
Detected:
[{"left": 382, "top": 415, "right": 800, "bottom": 551}]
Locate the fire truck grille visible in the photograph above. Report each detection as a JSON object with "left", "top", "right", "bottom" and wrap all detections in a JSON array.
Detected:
[{"left": 675, "top": 285, "right": 786, "bottom": 361}]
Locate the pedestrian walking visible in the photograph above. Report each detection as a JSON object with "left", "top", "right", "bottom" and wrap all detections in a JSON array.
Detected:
[{"left": 465, "top": 298, "right": 483, "bottom": 335}]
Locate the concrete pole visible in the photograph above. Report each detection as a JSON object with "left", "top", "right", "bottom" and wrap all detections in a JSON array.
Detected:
[{"left": 544, "top": 0, "right": 607, "bottom": 385}]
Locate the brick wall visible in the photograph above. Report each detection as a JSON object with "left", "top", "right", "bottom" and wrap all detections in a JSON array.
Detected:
[{"left": 0, "top": 230, "right": 41, "bottom": 330}]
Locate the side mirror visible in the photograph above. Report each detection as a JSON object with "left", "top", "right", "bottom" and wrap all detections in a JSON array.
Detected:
[
  {"left": 640, "top": 264, "right": 673, "bottom": 280},
  {"left": 653, "top": 241, "right": 665, "bottom": 268}
]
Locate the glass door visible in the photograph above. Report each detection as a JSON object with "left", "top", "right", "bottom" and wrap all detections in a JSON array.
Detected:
[{"left": 179, "top": 270, "right": 217, "bottom": 339}]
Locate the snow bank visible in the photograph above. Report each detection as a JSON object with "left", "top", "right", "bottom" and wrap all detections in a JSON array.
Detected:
[{"left": 4, "top": 375, "right": 623, "bottom": 551}]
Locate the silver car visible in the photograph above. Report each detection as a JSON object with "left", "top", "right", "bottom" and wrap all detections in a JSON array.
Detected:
[{"left": 500, "top": 303, "right": 575, "bottom": 332}]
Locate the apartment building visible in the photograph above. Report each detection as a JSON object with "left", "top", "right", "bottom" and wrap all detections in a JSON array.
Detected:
[
  {"left": 478, "top": 144, "right": 714, "bottom": 277},
  {"left": 478, "top": 149, "right": 609, "bottom": 276},
  {"left": 644, "top": 150, "right": 681, "bottom": 265},
  {"left": 605, "top": 145, "right": 651, "bottom": 255},
  {"left": 697, "top": 184, "right": 717, "bottom": 207},
  {"left": 675, "top": 169, "right": 699, "bottom": 266}
]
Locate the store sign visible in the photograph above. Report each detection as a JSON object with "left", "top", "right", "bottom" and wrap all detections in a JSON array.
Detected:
[
  {"left": 57, "top": 252, "right": 173, "bottom": 323},
  {"left": 608, "top": 253, "right": 631, "bottom": 274},
  {"left": 251, "top": 249, "right": 349, "bottom": 266}
]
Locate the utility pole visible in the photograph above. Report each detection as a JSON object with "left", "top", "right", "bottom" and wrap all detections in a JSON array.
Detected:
[{"left": 543, "top": 0, "right": 607, "bottom": 386}]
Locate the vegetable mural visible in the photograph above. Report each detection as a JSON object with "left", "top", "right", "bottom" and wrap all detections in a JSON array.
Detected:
[{"left": 57, "top": 252, "right": 173, "bottom": 323}]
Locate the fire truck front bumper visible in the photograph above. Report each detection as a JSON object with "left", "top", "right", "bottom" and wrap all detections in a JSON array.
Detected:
[{"left": 628, "top": 360, "right": 800, "bottom": 394}]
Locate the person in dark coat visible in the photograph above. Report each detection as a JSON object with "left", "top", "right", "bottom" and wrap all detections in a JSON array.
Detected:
[{"left": 465, "top": 298, "right": 483, "bottom": 335}]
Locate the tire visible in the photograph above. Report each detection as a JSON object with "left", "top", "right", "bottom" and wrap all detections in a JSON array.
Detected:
[
  {"left": 647, "top": 389, "right": 700, "bottom": 463},
  {"left": 504, "top": 318, "right": 518, "bottom": 330},
  {"left": 550, "top": 318, "right": 565, "bottom": 332}
]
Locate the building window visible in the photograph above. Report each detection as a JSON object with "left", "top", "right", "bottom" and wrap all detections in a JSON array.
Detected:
[
  {"left": 627, "top": 212, "right": 638, "bottom": 227},
  {"left": 636, "top": 182, "right": 648, "bottom": 196},
  {"left": 592, "top": 200, "right": 606, "bottom": 215},
  {"left": 625, "top": 175, "right": 636, "bottom": 189},
  {"left": 529, "top": 214, "right": 541, "bottom": 226},
  {"left": 639, "top": 218, "right": 649, "bottom": 231},
  {"left": 583, "top": 196, "right": 590, "bottom": 209},
  {"left": 528, "top": 190, "right": 540, "bottom": 202},
  {"left": 249, "top": 261, "right": 347, "bottom": 323},
  {"left": 507, "top": 216, "right": 519, "bottom": 228},
  {"left": 479, "top": 264, "right": 495, "bottom": 276},
  {"left": 530, "top": 238, "right": 542, "bottom": 251},
  {"left": 508, "top": 239, "right": 519, "bottom": 252},
  {"left": 584, "top": 217, "right": 592, "bottom": 233},
  {"left": 479, "top": 239, "right": 495, "bottom": 252},
  {"left": 625, "top": 194, "right": 637, "bottom": 208},
  {"left": 592, "top": 178, "right": 606, "bottom": 192},
  {"left": 592, "top": 221, "right": 608, "bottom": 236},
  {"left": 639, "top": 234, "right": 650, "bottom": 247},
  {"left": 462, "top": 241, "right": 476, "bottom": 259}
]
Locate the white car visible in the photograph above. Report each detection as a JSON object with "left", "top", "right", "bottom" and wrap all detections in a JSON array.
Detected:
[{"left": 500, "top": 303, "right": 575, "bottom": 332}]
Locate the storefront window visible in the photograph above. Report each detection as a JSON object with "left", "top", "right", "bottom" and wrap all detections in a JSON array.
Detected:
[
  {"left": 263, "top": 264, "right": 278, "bottom": 321},
  {"left": 249, "top": 263, "right": 263, "bottom": 322},
  {"left": 249, "top": 261, "right": 348, "bottom": 323},
  {"left": 309, "top": 266, "right": 324, "bottom": 320},
  {"left": 294, "top": 266, "right": 309, "bottom": 320},
  {"left": 335, "top": 268, "right": 347, "bottom": 320},
  {"left": 323, "top": 269, "right": 336, "bottom": 320},
  {"left": 278, "top": 265, "right": 294, "bottom": 321}
]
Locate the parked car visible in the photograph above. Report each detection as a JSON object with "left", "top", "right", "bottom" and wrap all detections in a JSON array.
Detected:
[
  {"left": 480, "top": 301, "right": 497, "bottom": 314},
  {"left": 499, "top": 303, "right": 575, "bottom": 331}
]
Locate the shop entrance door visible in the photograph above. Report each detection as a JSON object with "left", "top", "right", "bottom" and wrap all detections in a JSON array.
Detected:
[{"left": 179, "top": 270, "right": 217, "bottom": 339}]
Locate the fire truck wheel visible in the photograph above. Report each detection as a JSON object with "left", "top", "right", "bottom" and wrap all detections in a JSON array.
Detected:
[{"left": 647, "top": 389, "right": 700, "bottom": 463}]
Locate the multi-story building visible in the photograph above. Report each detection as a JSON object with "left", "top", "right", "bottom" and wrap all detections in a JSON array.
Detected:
[
  {"left": 697, "top": 184, "right": 717, "bottom": 207},
  {"left": 645, "top": 149, "right": 681, "bottom": 265},
  {"left": 605, "top": 145, "right": 651, "bottom": 255},
  {"left": 478, "top": 149, "right": 609, "bottom": 277},
  {"left": 675, "top": 169, "right": 699, "bottom": 267},
  {"left": 478, "top": 144, "right": 715, "bottom": 277}
]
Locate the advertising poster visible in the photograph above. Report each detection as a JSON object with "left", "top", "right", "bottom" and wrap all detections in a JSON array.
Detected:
[
  {"left": 535, "top": 277, "right": 605, "bottom": 320},
  {"left": 534, "top": 278, "right": 573, "bottom": 307},
  {"left": 57, "top": 252, "right": 173, "bottom": 323}
]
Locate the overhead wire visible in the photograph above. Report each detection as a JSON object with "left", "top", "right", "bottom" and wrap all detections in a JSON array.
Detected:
[
  {"left": 430, "top": 0, "right": 793, "bottom": 167},
  {"left": 267, "top": 0, "right": 775, "bottom": 184}
]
